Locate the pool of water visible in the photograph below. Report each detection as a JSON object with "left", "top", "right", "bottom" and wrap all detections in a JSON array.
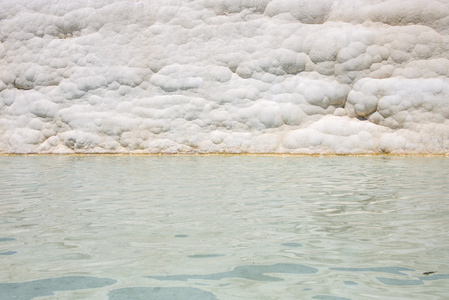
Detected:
[{"left": 0, "top": 155, "right": 448, "bottom": 299}]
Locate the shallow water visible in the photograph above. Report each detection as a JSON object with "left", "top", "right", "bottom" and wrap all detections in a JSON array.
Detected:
[{"left": 0, "top": 155, "right": 448, "bottom": 300}]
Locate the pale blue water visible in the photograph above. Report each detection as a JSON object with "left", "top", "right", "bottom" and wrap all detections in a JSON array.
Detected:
[{"left": 0, "top": 155, "right": 448, "bottom": 299}]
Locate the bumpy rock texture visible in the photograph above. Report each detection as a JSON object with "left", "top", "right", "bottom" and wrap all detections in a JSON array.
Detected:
[{"left": 1, "top": 0, "right": 449, "bottom": 154}]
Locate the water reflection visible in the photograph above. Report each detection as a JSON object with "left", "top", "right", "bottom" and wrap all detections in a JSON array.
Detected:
[
  {"left": 312, "top": 296, "right": 351, "bottom": 300},
  {"left": 0, "top": 276, "right": 116, "bottom": 300},
  {"left": 108, "top": 287, "right": 217, "bottom": 300},
  {"left": 330, "top": 266, "right": 414, "bottom": 275},
  {"left": 0, "top": 251, "right": 17, "bottom": 255},
  {"left": 0, "top": 155, "right": 448, "bottom": 299},
  {"left": 147, "top": 263, "right": 318, "bottom": 282}
]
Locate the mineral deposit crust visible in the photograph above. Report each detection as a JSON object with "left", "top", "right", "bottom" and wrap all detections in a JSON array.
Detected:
[{"left": 1, "top": 0, "right": 448, "bottom": 154}]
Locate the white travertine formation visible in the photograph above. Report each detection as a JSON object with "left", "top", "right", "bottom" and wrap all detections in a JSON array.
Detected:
[{"left": 1, "top": 0, "right": 448, "bottom": 154}]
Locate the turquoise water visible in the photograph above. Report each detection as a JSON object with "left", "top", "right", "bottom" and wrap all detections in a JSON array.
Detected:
[{"left": 0, "top": 155, "right": 448, "bottom": 299}]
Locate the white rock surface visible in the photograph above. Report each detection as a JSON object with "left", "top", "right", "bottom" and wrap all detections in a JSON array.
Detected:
[{"left": 1, "top": 0, "right": 448, "bottom": 154}]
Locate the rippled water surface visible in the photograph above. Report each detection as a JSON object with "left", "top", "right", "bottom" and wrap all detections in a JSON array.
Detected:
[{"left": 1, "top": 155, "right": 448, "bottom": 299}]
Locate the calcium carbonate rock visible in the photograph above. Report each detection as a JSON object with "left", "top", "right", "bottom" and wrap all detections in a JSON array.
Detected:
[{"left": 0, "top": 0, "right": 448, "bottom": 154}]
